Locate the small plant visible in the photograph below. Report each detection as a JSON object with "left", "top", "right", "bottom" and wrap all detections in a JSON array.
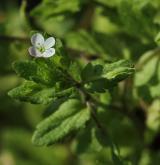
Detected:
[
  {"left": 3, "top": 0, "right": 160, "bottom": 164},
  {"left": 8, "top": 31, "right": 134, "bottom": 164}
]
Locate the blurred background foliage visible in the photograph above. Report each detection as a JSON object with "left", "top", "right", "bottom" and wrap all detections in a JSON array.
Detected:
[{"left": 0, "top": 0, "right": 160, "bottom": 165}]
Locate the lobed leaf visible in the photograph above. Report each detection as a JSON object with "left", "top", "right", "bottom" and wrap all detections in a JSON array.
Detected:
[
  {"left": 32, "top": 99, "right": 90, "bottom": 146},
  {"left": 8, "top": 81, "right": 75, "bottom": 104},
  {"left": 13, "top": 60, "right": 62, "bottom": 86},
  {"left": 81, "top": 60, "right": 135, "bottom": 83}
]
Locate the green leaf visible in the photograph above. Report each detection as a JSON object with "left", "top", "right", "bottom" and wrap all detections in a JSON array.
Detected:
[
  {"left": 32, "top": 99, "right": 90, "bottom": 146},
  {"left": 103, "top": 60, "right": 135, "bottom": 81},
  {"left": 43, "top": 98, "right": 67, "bottom": 117},
  {"left": 8, "top": 81, "right": 75, "bottom": 104},
  {"left": 81, "top": 60, "right": 135, "bottom": 83},
  {"left": 13, "top": 59, "right": 62, "bottom": 86}
]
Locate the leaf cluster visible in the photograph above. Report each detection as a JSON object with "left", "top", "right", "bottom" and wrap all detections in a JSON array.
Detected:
[{"left": 8, "top": 40, "right": 134, "bottom": 148}]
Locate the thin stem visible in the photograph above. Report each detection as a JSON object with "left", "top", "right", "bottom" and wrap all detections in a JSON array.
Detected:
[{"left": 87, "top": 101, "right": 108, "bottom": 137}]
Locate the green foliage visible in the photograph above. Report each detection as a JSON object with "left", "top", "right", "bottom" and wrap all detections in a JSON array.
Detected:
[
  {"left": 12, "top": 59, "right": 63, "bottom": 86},
  {"left": 8, "top": 81, "right": 75, "bottom": 104},
  {"left": 32, "top": 99, "right": 90, "bottom": 146},
  {"left": 1, "top": 0, "right": 160, "bottom": 164},
  {"left": 82, "top": 60, "right": 134, "bottom": 82},
  {"left": 8, "top": 34, "right": 134, "bottom": 164},
  {"left": 81, "top": 59, "right": 134, "bottom": 92}
]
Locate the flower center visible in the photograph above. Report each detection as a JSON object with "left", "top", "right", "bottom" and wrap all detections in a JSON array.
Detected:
[{"left": 37, "top": 46, "right": 45, "bottom": 53}]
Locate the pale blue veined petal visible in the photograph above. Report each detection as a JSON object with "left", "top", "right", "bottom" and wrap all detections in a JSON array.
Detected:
[
  {"left": 42, "top": 48, "right": 55, "bottom": 58},
  {"left": 28, "top": 46, "right": 43, "bottom": 57},
  {"left": 44, "top": 37, "right": 55, "bottom": 49},
  {"left": 31, "top": 33, "right": 44, "bottom": 47}
]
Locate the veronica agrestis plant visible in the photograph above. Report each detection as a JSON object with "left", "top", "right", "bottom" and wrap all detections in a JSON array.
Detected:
[
  {"left": 8, "top": 32, "right": 135, "bottom": 164},
  {"left": 2, "top": 0, "right": 160, "bottom": 164}
]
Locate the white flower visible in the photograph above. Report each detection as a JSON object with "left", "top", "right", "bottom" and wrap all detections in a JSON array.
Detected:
[{"left": 28, "top": 33, "right": 55, "bottom": 58}]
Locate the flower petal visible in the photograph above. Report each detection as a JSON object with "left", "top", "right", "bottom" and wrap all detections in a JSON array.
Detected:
[
  {"left": 28, "top": 46, "right": 43, "bottom": 57},
  {"left": 42, "top": 48, "right": 55, "bottom": 58},
  {"left": 44, "top": 37, "right": 55, "bottom": 49},
  {"left": 31, "top": 33, "right": 44, "bottom": 47}
]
